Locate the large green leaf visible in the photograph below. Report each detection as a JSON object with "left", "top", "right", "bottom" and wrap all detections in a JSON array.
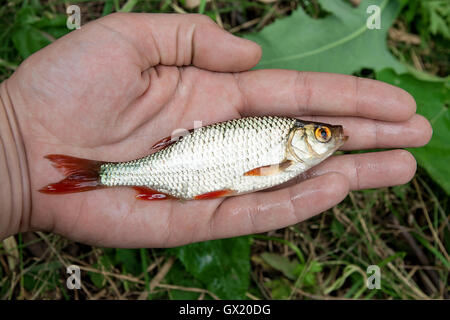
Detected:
[
  {"left": 245, "top": 0, "right": 406, "bottom": 74},
  {"left": 173, "top": 237, "right": 251, "bottom": 299},
  {"left": 376, "top": 69, "right": 450, "bottom": 194}
]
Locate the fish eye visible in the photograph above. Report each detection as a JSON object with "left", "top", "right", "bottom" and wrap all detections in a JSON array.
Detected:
[{"left": 315, "top": 126, "right": 331, "bottom": 143}]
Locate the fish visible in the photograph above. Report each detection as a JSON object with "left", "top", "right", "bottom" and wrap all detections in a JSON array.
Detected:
[{"left": 39, "top": 116, "right": 348, "bottom": 200}]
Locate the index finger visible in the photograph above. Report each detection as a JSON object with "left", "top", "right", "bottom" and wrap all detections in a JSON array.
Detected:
[{"left": 234, "top": 70, "right": 416, "bottom": 121}]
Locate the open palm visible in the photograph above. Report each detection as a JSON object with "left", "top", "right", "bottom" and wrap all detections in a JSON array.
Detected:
[{"left": 7, "top": 13, "right": 431, "bottom": 247}]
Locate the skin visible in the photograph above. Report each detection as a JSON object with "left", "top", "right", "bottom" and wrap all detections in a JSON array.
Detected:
[{"left": 2, "top": 13, "right": 432, "bottom": 247}]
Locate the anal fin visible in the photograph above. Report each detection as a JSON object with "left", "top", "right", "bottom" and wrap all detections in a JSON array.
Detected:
[
  {"left": 133, "top": 186, "right": 172, "bottom": 201},
  {"left": 243, "top": 160, "right": 293, "bottom": 176}
]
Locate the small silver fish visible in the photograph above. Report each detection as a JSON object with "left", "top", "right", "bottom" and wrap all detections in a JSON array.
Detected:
[{"left": 40, "top": 116, "right": 347, "bottom": 200}]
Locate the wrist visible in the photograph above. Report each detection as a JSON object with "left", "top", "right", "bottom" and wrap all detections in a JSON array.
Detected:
[{"left": 0, "top": 80, "right": 31, "bottom": 239}]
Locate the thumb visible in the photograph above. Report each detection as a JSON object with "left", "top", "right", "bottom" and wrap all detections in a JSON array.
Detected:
[{"left": 98, "top": 13, "right": 262, "bottom": 72}]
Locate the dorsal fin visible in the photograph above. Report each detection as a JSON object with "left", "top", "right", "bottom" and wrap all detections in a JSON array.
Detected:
[{"left": 150, "top": 128, "right": 195, "bottom": 151}]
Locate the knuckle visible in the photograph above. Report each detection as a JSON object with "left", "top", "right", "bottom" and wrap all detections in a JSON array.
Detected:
[
  {"left": 353, "top": 156, "right": 362, "bottom": 190},
  {"left": 352, "top": 75, "right": 361, "bottom": 116},
  {"left": 294, "top": 71, "right": 312, "bottom": 113}
]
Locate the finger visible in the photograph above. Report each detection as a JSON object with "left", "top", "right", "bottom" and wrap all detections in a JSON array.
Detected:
[
  {"left": 98, "top": 13, "right": 262, "bottom": 72},
  {"left": 299, "top": 149, "right": 417, "bottom": 191},
  {"left": 299, "top": 114, "right": 432, "bottom": 150},
  {"left": 210, "top": 172, "right": 349, "bottom": 239},
  {"left": 234, "top": 70, "right": 416, "bottom": 121}
]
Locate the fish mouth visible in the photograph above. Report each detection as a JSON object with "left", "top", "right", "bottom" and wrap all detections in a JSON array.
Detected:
[{"left": 331, "top": 125, "right": 348, "bottom": 144}]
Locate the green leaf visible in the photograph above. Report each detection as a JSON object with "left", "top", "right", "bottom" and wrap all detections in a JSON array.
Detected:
[
  {"left": 33, "top": 15, "right": 67, "bottom": 29},
  {"left": 245, "top": 0, "right": 406, "bottom": 74},
  {"left": 376, "top": 69, "right": 450, "bottom": 194},
  {"left": 252, "top": 235, "right": 305, "bottom": 263},
  {"left": 88, "top": 255, "right": 113, "bottom": 288},
  {"left": 293, "top": 260, "right": 322, "bottom": 287},
  {"left": 324, "top": 264, "right": 366, "bottom": 294},
  {"left": 119, "top": 0, "right": 139, "bottom": 13},
  {"left": 331, "top": 219, "right": 345, "bottom": 238},
  {"left": 174, "top": 237, "right": 251, "bottom": 299},
  {"left": 15, "top": 7, "right": 41, "bottom": 25},
  {"left": 199, "top": 0, "right": 207, "bottom": 14},
  {"left": 414, "top": 232, "right": 450, "bottom": 268},
  {"left": 11, "top": 7, "right": 69, "bottom": 59},
  {"left": 260, "top": 253, "right": 299, "bottom": 280},
  {"left": 23, "top": 274, "right": 37, "bottom": 291},
  {"left": 424, "top": 0, "right": 450, "bottom": 39},
  {"left": 103, "top": 0, "right": 115, "bottom": 16},
  {"left": 115, "top": 249, "right": 141, "bottom": 275},
  {"left": 12, "top": 25, "right": 51, "bottom": 59},
  {"left": 265, "top": 278, "right": 292, "bottom": 300},
  {"left": 165, "top": 260, "right": 203, "bottom": 300},
  {"left": 378, "top": 252, "right": 406, "bottom": 267},
  {"left": 260, "top": 253, "right": 322, "bottom": 288},
  {"left": 23, "top": 261, "right": 62, "bottom": 292}
]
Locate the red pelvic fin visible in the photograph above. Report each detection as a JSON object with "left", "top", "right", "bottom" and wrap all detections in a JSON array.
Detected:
[
  {"left": 243, "top": 160, "right": 293, "bottom": 176},
  {"left": 133, "top": 186, "right": 172, "bottom": 201},
  {"left": 150, "top": 129, "right": 195, "bottom": 151},
  {"left": 39, "top": 154, "right": 106, "bottom": 194},
  {"left": 194, "top": 189, "right": 234, "bottom": 200}
]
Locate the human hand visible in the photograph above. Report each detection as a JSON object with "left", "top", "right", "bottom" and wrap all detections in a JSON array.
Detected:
[{"left": 1, "top": 13, "right": 431, "bottom": 247}]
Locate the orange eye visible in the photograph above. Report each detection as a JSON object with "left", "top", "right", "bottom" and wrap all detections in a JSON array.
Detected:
[{"left": 315, "top": 126, "right": 331, "bottom": 143}]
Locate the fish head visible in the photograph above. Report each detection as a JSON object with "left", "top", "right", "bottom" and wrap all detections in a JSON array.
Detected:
[{"left": 287, "top": 121, "right": 348, "bottom": 165}]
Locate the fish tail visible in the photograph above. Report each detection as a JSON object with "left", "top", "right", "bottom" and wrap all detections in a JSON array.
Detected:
[{"left": 39, "top": 154, "right": 106, "bottom": 194}]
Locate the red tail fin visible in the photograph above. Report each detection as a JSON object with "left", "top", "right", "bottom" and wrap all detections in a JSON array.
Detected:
[{"left": 39, "top": 154, "right": 106, "bottom": 194}]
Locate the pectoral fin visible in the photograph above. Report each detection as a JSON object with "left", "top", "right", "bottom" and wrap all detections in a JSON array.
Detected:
[{"left": 243, "top": 160, "right": 293, "bottom": 176}]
